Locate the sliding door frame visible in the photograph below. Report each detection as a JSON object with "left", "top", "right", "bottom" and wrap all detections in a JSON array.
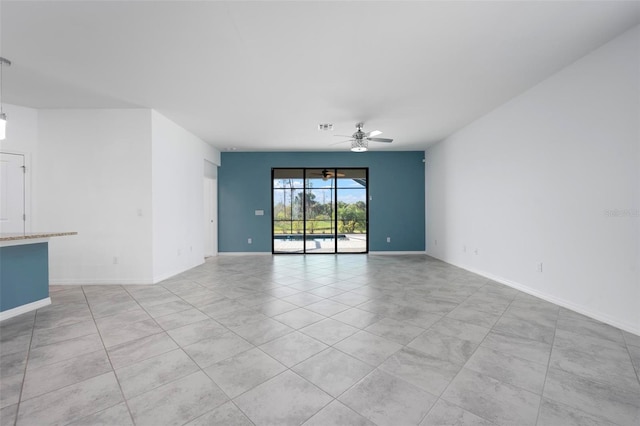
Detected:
[{"left": 271, "top": 167, "right": 369, "bottom": 254}]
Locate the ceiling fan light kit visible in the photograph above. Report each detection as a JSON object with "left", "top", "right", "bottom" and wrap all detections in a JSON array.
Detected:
[
  {"left": 334, "top": 122, "right": 394, "bottom": 153},
  {"left": 351, "top": 139, "right": 368, "bottom": 152}
]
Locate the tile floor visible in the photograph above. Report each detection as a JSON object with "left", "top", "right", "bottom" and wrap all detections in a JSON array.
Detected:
[{"left": 1, "top": 254, "right": 639, "bottom": 426}]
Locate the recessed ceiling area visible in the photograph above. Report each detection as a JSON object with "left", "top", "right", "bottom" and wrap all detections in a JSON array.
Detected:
[{"left": 1, "top": 1, "right": 638, "bottom": 151}]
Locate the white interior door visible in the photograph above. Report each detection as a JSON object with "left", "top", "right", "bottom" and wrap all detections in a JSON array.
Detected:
[
  {"left": 203, "top": 177, "right": 217, "bottom": 257},
  {"left": 0, "top": 152, "right": 26, "bottom": 233}
]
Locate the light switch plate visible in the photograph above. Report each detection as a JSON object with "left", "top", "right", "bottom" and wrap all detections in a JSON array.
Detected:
[{"left": 255, "top": 210, "right": 264, "bottom": 216}]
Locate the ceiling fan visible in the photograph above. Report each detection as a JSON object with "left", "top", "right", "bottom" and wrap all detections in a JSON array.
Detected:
[
  {"left": 310, "top": 169, "right": 345, "bottom": 181},
  {"left": 333, "top": 122, "right": 394, "bottom": 152}
]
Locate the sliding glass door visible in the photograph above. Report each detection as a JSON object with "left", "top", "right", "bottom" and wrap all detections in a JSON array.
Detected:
[{"left": 272, "top": 168, "right": 368, "bottom": 254}]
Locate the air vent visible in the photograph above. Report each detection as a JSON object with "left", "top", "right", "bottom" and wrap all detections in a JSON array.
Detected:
[{"left": 318, "top": 123, "right": 334, "bottom": 131}]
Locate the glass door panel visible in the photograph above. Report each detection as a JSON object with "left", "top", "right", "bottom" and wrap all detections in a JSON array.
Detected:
[
  {"left": 273, "top": 169, "right": 305, "bottom": 253},
  {"left": 305, "top": 170, "right": 336, "bottom": 253},
  {"left": 336, "top": 169, "right": 368, "bottom": 253}
]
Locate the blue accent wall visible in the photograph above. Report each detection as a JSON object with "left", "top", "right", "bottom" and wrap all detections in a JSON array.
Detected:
[
  {"left": 0, "top": 243, "right": 50, "bottom": 311},
  {"left": 218, "top": 151, "right": 425, "bottom": 252}
]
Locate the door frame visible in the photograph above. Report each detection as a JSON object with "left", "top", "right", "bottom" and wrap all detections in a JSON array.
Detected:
[{"left": 271, "top": 167, "right": 369, "bottom": 254}]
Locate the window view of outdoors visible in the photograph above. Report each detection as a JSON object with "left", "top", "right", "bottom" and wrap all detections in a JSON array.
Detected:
[{"left": 272, "top": 168, "right": 367, "bottom": 253}]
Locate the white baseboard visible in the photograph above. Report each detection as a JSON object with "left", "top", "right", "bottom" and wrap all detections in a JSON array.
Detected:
[
  {"left": 0, "top": 298, "right": 51, "bottom": 321},
  {"left": 428, "top": 253, "right": 640, "bottom": 337},
  {"left": 218, "top": 252, "right": 272, "bottom": 256},
  {"left": 49, "top": 279, "right": 154, "bottom": 285},
  {"left": 369, "top": 251, "right": 427, "bottom": 255}
]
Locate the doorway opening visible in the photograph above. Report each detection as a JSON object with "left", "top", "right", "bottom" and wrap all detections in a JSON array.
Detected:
[{"left": 272, "top": 168, "right": 368, "bottom": 254}]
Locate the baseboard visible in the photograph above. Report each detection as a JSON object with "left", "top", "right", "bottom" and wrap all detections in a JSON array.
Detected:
[
  {"left": 427, "top": 253, "right": 640, "bottom": 337},
  {"left": 369, "top": 251, "right": 427, "bottom": 255},
  {"left": 49, "top": 278, "right": 154, "bottom": 285},
  {"left": 218, "top": 252, "right": 272, "bottom": 256},
  {"left": 0, "top": 298, "right": 51, "bottom": 321}
]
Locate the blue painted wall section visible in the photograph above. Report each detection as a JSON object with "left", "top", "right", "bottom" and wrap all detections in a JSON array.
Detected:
[
  {"left": 0, "top": 243, "right": 50, "bottom": 311},
  {"left": 218, "top": 151, "right": 425, "bottom": 252}
]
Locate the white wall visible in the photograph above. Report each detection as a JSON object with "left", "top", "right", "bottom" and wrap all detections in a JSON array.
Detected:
[
  {"left": 0, "top": 104, "right": 39, "bottom": 232},
  {"left": 151, "top": 111, "right": 219, "bottom": 282},
  {"left": 37, "top": 109, "right": 154, "bottom": 284},
  {"left": 426, "top": 26, "right": 640, "bottom": 334}
]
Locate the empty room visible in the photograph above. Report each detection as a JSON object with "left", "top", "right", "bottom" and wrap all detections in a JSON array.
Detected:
[{"left": 0, "top": 1, "right": 638, "bottom": 425}]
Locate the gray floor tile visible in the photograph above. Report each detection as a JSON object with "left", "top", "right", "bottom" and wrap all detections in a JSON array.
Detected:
[
  {"left": 16, "top": 372, "right": 123, "bottom": 426},
  {"left": 303, "top": 400, "right": 375, "bottom": 426},
  {"left": 429, "top": 317, "right": 490, "bottom": 345},
  {"left": 329, "top": 291, "right": 371, "bottom": 307},
  {"left": 623, "top": 331, "right": 640, "bottom": 347},
  {"left": 331, "top": 308, "right": 382, "bottom": 329},
  {"left": 555, "top": 317, "right": 625, "bottom": 345},
  {"left": 281, "top": 292, "right": 325, "bottom": 307},
  {"left": 292, "top": 348, "right": 373, "bottom": 397},
  {"left": 305, "top": 299, "right": 351, "bottom": 317},
  {"left": 259, "top": 331, "right": 328, "bottom": 367},
  {"left": 27, "top": 333, "right": 104, "bottom": 370},
  {"left": 107, "top": 332, "right": 178, "bottom": 369},
  {"left": 143, "top": 300, "right": 193, "bottom": 318},
  {"left": 465, "top": 346, "right": 547, "bottom": 394},
  {"left": 380, "top": 346, "right": 462, "bottom": 396},
  {"left": 300, "top": 318, "right": 359, "bottom": 345},
  {"left": 549, "top": 343, "right": 640, "bottom": 393},
  {"left": 408, "top": 329, "right": 479, "bottom": 366},
  {"left": 65, "top": 402, "right": 133, "bottom": 426},
  {"left": 481, "top": 330, "right": 552, "bottom": 365},
  {"left": 30, "top": 320, "right": 98, "bottom": 349},
  {"left": 128, "top": 371, "right": 228, "bottom": 425},
  {"left": 229, "top": 317, "right": 294, "bottom": 345},
  {"left": 446, "top": 305, "right": 502, "bottom": 329},
  {"left": 0, "top": 373, "right": 22, "bottom": 409},
  {"left": 0, "top": 404, "right": 18, "bottom": 426},
  {"left": 0, "top": 349, "right": 27, "bottom": 378},
  {"left": 166, "top": 319, "right": 227, "bottom": 346},
  {"left": 115, "top": 348, "right": 199, "bottom": 399},
  {"left": 22, "top": 349, "right": 112, "bottom": 400},
  {"left": 334, "top": 330, "right": 402, "bottom": 366},
  {"left": 204, "top": 347, "right": 286, "bottom": 398},
  {"left": 365, "top": 317, "right": 425, "bottom": 345},
  {"left": 537, "top": 398, "right": 618, "bottom": 426},
  {"left": 543, "top": 367, "right": 640, "bottom": 425},
  {"left": 234, "top": 370, "right": 332, "bottom": 426},
  {"left": 442, "top": 368, "right": 540, "bottom": 426},
  {"left": 493, "top": 315, "right": 555, "bottom": 344},
  {"left": 153, "top": 308, "right": 209, "bottom": 330},
  {"left": 185, "top": 401, "right": 253, "bottom": 426},
  {"left": 215, "top": 308, "right": 269, "bottom": 328},
  {"left": 255, "top": 299, "right": 299, "bottom": 316},
  {"left": 183, "top": 332, "right": 253, "bottom": 368},
  {"left": 339, "top": 369, "right": 437, "bottom": 426},
  {"left": 273, "top": 308, "right": 326, "bottom": 329},
  {"left": 420, "top": 399, "right": 494, "bottom": 426}
]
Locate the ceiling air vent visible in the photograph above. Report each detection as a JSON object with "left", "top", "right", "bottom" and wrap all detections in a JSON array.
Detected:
[{"left": 318, "top": 123, "right": 334, "bottom": 131}]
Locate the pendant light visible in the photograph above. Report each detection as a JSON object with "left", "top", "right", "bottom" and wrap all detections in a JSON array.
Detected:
[{"left": 0, "top": 57, "right": 11, "bottom": 140}]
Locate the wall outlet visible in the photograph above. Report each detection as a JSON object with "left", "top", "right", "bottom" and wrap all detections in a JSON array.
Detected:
[
  {"left": 386, "top": 237, "right": 391, "bottom": 243},
  {"left": 538, "top": 262, "right": 543, "bottom": 272},
  {"left": 474, "top": 249, "right": 478, "bottom": 255},
  {"left": 113, "top": 256, "right": 118, "bottom": 265},
  {"left": 435, "top": 239, "right": 438, "bottom": 246},
  {"left": 248, "top": 238, "right": 252, "bottom": 244},
  {"left": 463, "top": 245, "right": 466, "bottom": 252}
]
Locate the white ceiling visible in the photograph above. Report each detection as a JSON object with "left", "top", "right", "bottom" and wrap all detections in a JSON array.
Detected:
[{"left": 1, "top": 1, "right": 639, "bottom": 152}]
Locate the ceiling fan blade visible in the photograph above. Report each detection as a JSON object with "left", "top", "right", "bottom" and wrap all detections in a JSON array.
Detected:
[
  {"left": 365, "top": 130, "right": 382, "bottom": 137},
  {"left": 367, "top": 137, "right": 393, "bottom": 143},
  {"left": 329, "top": 140, "right": 352, "bottom": 146},
  {"left": 333, "top": 134, "right": 354, "bottom": 138}
]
